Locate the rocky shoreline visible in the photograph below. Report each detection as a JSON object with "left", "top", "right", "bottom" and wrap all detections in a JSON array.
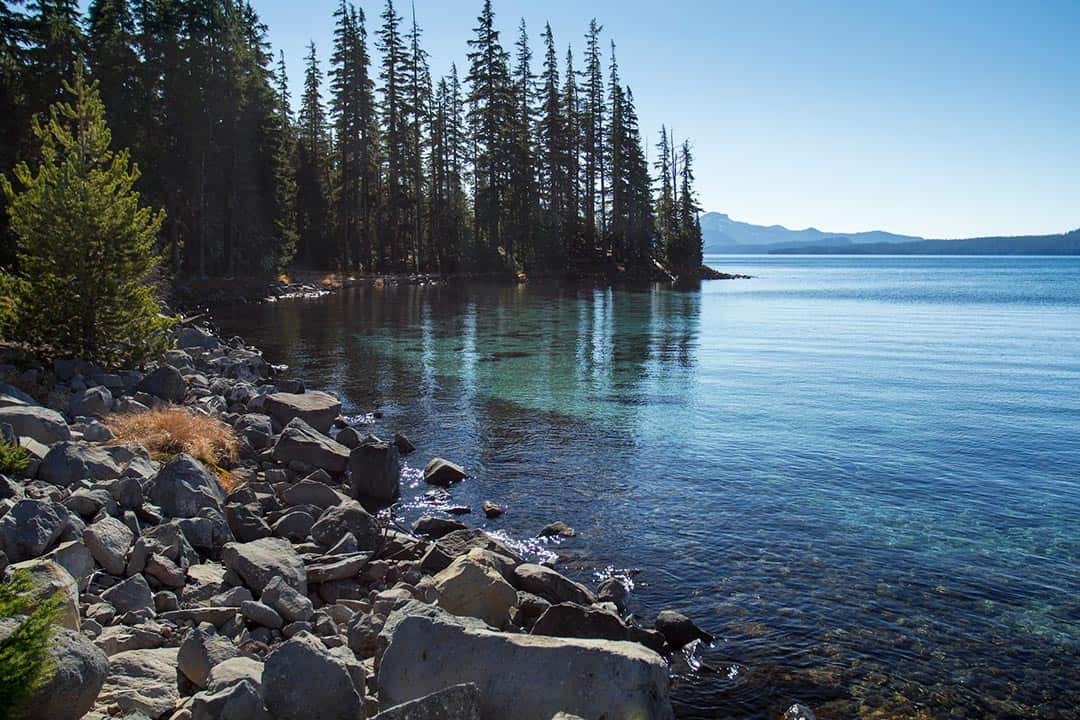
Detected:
[{"left": 0, "top": 321, "right": 733, "bottom": 720}]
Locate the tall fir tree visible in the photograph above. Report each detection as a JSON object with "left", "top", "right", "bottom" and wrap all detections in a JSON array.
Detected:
[{"left": 295, "top": 41, "right": 330, "bottom": 267}]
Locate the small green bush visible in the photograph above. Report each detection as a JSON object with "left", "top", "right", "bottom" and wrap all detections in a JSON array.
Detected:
[
  {"left": 0, "top": 437, "right": 30, "bottom": 475},
  {"left": 0, "top": 570, "right": 61, "bottom": 719}
]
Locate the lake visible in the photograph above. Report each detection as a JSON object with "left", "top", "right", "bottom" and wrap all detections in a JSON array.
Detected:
[{"left": 214, "top": 255, "right": 1080, "bottom": 719}]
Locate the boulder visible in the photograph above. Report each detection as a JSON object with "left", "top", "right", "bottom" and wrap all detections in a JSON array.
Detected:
[
  {"left": 262, "top": 632, "right": 365, "bottom": 720},
  {"left": 373, "top": 683, "right": 480, "bottom": 720},
  {"left": 261, "top": 575, "right": 314, "bottom": 623},
  {"left": 431, "top": 554, "right": 517, "bottom": 629},
  {"left": 271, "top": 418, "right": 350, "bottom": 473},
  {"left": 179, "top": 623, "right": 241, "bottom": 688},
  {"left": 137, "top": 365, "right": 187, "bottom": 402},
  {"left": 43, "top": 540, "right": 95, "bottom": 582},
  {"left": 538, "top": 521, "right": 576, "bottom": 538},
  {"left": 0, "top": 405, "right": 71, "bottom": 444},
  {"left": 311, "top": 501, "right": 380, "bottom": 551},
  {"left": 101, "top": 573, "right": 154, "bottom": 616},
  {"left": 481, "top": 501, "right": 504, "bottom": 519},
  {"left": 282, "top": 479, "right": 345, "bottom": 510},
  {"left": 531, "top": 602, "right": 631, "bottom": 642},
  {"left": 225, "top": 502, "right": 272, "bottom": 542},
  {"left": 234, "top": 413, "right": 273, "bottom": 450},
  {"left": 17, "top": 626, "right": 108, "bottom": 720},
  {"left": 0, "top": 381, "right": 35, "bottom": 406},
  {"left": 221, "top": 537, "right": 306, "bottom": 595},
  {"left": 654, "top": 609, "right": 712, "bottom": 649},
  {"left": 94, "top": 624, "right": 165, "bottom": 656},
  {"left": 0, "top": 498, "right": 73, "bottom": 563},
  {"left": 348, "top": 440, "right": 400, "bottom": 501},
  {"left": 422, "top": 458, "right": 467, "bottom": 487},
  {"left": 241, "top": 600, "right": 284, "bottom": 629},
  {"left": 264, "top": 391, "right": 342, "bottom": 434},
  {"left": 272, "top": 509, "right": 314, "bottom": 542},
  {"left": 411, "top": 516, "right": 468, "bottom": 539},
  {"left": 511, "top": 564, "right": 596, "bottom": 606},
  {"left": 83, "top": 516, "right": 135, "bottom": 575},
  {"left": 206, "top": 656, "right": 264, "bottom": 693},
  {"left": 64, "top": 488, "right": 116, "bottom": 518},
  {"left": 95, "top": 647, "right": 180, "bottom": 719},
  {"left": 6, "top": 558, "right": 80, "bottom": 629},
  {"left": 176, "top": 326, "right": 221, "bottom": 351},
  {"left": 68, "top": 386, "right": 113, "bottom": 418},
  {"left": 191, "top": 679, "right": 270, "bottom": 720},
  {"left": 38, "top": 442, "right": 122, "bottom": 487},
  {"left": 392, "top": 432, "right": 415, "bottom": 455},
  {"left": 148, "top": 454, "right": 226, "bottom": 518},
  {"left": 378, "top": 614, "right": 673, "bottom": 720}
]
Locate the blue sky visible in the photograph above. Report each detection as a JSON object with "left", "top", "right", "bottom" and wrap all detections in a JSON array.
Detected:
[{"left": 99, "top": 0, "right": 1080, "bottom": 238}]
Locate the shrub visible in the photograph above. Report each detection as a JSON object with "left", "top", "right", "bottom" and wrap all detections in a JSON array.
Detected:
[
  {"left": 106, "top": 407, "right": 239, "bottom": 470},
  {"left": 0, "top": 65, "right": 174, "bottom": 367},
  {"left": 0, "top": 437, "right": 30, "bottom": 475},
  {"left": 0, "top": 570, "right": 61, "bottom": 719}
]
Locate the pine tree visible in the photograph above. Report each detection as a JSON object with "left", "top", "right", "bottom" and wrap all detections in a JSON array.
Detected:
[
  {"left": 675, "top": 139, "right": 702, "bottom": 273},
  {"left": 377, "top": 0, "right": 409, "bottom": 270},
  {"left": 466, "top": 0, "right": 512, "bottom": 267},
  {"left": 86, "top": 0, "right": 139, "bottom": 145},
  {"left": 536, "top": 23, "right": 564, "bottom": 268},
  {"left": 296, "top": 41, "right": 330, "bottom": 268},
  {"left": 0, "top": 0, "right": 31, "bottom": 266},
  {"left": 654, "top": 124, "right": 676, "bottom": 263},
  {"left": 581, "top": 18, "right": 604, "bottom": 255},
  {"left": 621, "top": 86, "right": 655, "bottom": 264},
  {"left": 507, "top": 18, "right": 536, "bottom": 269},
  {"left": 561, "top": 45, "right": 581, "bottom": 260},
  {"left": 403, "top": 6, "right": 430, "bottom": 272},
  {"left": 1, "top": 67, "right": 172, "bottom": 365}
]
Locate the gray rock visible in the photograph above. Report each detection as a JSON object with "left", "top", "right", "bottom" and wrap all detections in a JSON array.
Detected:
[
  {"left": 0, "top": 405, "right": 71, "bottom": 444},
  {"left": 538, "top": 521, "right": 576, "bottom": 538},
  {"left": 783, "top": 704, "right": 818, "bottom": 720},
  {"left": 95, "top": 647, "right": 180, "bottom": 719},
  {"left": 176, "top": 326, "right": 221, "bottom": 351},
  {"left": 431, "top": 554, "right": 518, "bottom": 629},
  {"left": 83, "top": 516, "right": 135, "bottom": 575},
  {"left": 511, "top": 564, "right": 596, "bottom": 606},
  {"left": 39, "top": 442, "right": 123, "bottom": 487},
  {"left": 378, "top": 614, "right": 673, "bottom": 720},
  {"left": 597, "top": 577, "right": 629, "bottom": 612},
  {"left": 272, "top": 509, "right": 314, "bottom": 542},
  {"left": 271, "top": 418, "right": 350, "bottom": 473},
  {"left": 262, "top": 632, "right": 364, "bottom": 720},
  {"left": 0, "top": 498, "right": 72, "bottom": 562},
  {"left": 306, "top": 553, "right": 371, "bottom": 584},
  {"left": 43, "top": 539, "right": 96, "bottom": 581},
  {"left": 225, "top": 502, "right": 272, "bottom": 542},
  {"left": 422, "top": 458, "right": 467, "bottom": 487},
  {"left": 221, "top": 537, "right": 306, "bottom": 595},
  {"left": 159, "top": 607, "right": 240, "bottom": 627},
  {"left": 0, "top": 381, "right": 35, "bottom": 406},
  {"left": 411, "top": 516, "right": 467, "bottom": 539},
  {"left": 241, "top": 600, "right": 284, "bottom": 629},
  {"left": 148, "top": 454, "right": 226, "bottom": 518},
  {"left": 654, "top": 609, "right": 712, "bottom": 649},
  {"left": 64, "top": 488, "right": 116, "bottom": 518},
  {"left": 264, "top": 391, "right": 342, "bottom": 434},
  {"left": 6, "top": 558, "right": 80, "bottom": 629},
  {"left": 373, "top": 683, "right": 480, "bottom": 720},
  {"left": 234, "top": 413, "right": 273, "bottom": 450},
  {"left": 206, "top": 656, "right": 264, "bottom": 694},
  {"left": 348, "top": 440, "right": 400, "bottom": 501},
  {"left": 137, "top": 365, "right": 187, "bottom": 402},
  {"left": 311, "top": 501, "right": 379, "bottom": 551},
  {"left": 335, "top": 426, "right": 362, "bottom": 449},
  {"left": 531, "top": 602, "right": 631, "bottom": 642},
  {"left": 94, "top": 624, "right": 165, "bottom": 656},
  {"left": 18, "top": 626, "right": 108, "bottom": 720},
  {"left": 179, "top": 623, "right": 241, "bottom": 688},
  {"left": 392, "top": 432, "right": 414, "bottom": 455},
  {"left": 191, "top": 679, "right": 269, "bottom": 720},
  {"left": 282, "top": 479, "right": 345, "bottom": 510},
  {"left": 68, "top": 386, "right": 113, "bottom": 417},
  {"left": 101, "top": 573, "right": 154, "bottom": 616},
  {"left": 260, "top": 575, "right": 313, "bottom": 623}
]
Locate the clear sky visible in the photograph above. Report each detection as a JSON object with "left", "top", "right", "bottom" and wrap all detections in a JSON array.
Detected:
[{"left": 112, "top": 0, "right": 1080, "bottom": 238}]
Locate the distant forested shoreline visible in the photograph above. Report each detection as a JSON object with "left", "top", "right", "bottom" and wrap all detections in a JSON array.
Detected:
[
  {"left": 0, "top": 0, "right": 706, "bottom": 280},
  {"left": 768, "top": 230, "right": 1080, "bottom": 255}
]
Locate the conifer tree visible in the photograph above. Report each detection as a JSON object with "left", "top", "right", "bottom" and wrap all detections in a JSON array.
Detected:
[
  {"left": 561, "top": 45, "right": 581, "bottom": 259},
  {"left": 86, "top": 0, "right": 138, "bottom": 145},
  {"left": 675, "top": 139, "right": 702, "bottom": 272},
  {"left": 403, "top": 6, "right": 430, "bottom": 271},
  {"left": 1, "top": 68, "right": 171, "bottom": 365},
  {"left": 296, "top": 41, "right": 330, "bottom": 267},
  {"left": 536, "top": 23, "right": 565, "bottom": 268},
  {"left": 378, "top": 0, "right": 409, "bottom": 270},
  {"left": 581, "top": 18, "right": 604, "bottom": 253}
]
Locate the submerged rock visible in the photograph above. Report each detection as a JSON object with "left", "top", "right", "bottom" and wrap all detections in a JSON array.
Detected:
[
  {"left": 654, "top": 609, "right": 713, "bottom": 649},
  {"left": 423, "top": 457, "right": 467, "bottom": 487}
]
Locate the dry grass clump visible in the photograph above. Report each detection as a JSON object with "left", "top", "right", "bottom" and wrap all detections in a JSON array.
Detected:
[{"left": 107, "top": 407, "right": 240, "bottom": 490}]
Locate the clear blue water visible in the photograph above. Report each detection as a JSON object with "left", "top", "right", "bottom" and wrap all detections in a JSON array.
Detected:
[{"left": 215, "top": 256, "right": 1080, "bottom": 719}]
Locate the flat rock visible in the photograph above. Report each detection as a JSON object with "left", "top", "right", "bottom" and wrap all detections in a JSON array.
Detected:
[
  {"left": 282, "top": 479, "right": 346, "bottom": 510},
  {"left": 0, "top": 405, "right": 71, "bottom": 444},
  {"left": 222, "top": 537, "right": 306, "bottom": 595},
  {"left": 373, "top": 683, "right": 480, "bottom": 720},
  {"left": 95, "top": 647, "right": 180, "bottom": 719},
  {"left": 378, "top": 614, "right": 673, "bottom": 720},
  {"left": 102, "top": 574, "right": 155, "bottom": 616},
  {"left": 272, "top": 417, "right": 350, "bottom": 473},
  {"left": 265, "top": 391, "right": 342, "bottom": 434},
  {"left": 39, "top": 442, "right": 123, "bottom": 487}
]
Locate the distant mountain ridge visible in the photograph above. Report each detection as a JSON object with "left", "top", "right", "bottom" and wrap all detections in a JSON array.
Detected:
[{"left": 701, "top": 212, "right": 1080, "bottom": 255}]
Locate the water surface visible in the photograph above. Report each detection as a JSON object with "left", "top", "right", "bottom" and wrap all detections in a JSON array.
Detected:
[{"left": 216, "top": 256, "right": 1080, "bottom": 719}]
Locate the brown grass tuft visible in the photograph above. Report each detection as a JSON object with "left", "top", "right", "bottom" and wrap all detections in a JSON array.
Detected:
[{"left": 107, "top": 407, "right": 239, "bottom": 480}]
